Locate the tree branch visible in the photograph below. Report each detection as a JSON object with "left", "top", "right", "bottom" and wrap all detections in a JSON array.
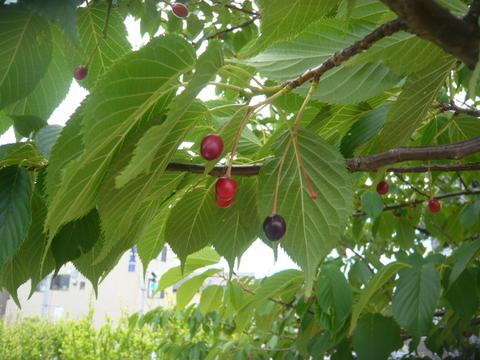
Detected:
[
  {"left": 381, "top": 0, "right": 480, "bottom": 67},
  {"left": 285, "top": 18, "right": 406, "bottom": 89},
  {"left": 437, "top": 102, "right": 480, "bottom": 117},
  {"left": 388, "top": 162, "right": 480, "bottom": 173},
  {"left": 347, "top": 137, "right": 480, "bottom": 172},
  {"left": 165, "top": 137, "right": 480, "bottom": 176},
  {"left": 465, "top": 0, "right": 480, "bottom": 27},
  {"left": 353, "top": 189, "right": 480, "bottom": 217},
  {"left": 205, "top": 17, "right": 258, "bottom": 41}
]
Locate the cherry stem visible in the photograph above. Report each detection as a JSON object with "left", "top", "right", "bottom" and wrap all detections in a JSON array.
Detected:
[
  {"left": 272, "top": 140, "right": 292, "bottom": 215},
  {"left": 226, "top": 107, "right": 254, "bottom": 178},
  {"left": 103, "top": 0, "right": 113, "bottom": 39},
  {"left": 226, "top": 86, "right": 291, "bottom": 178},
  {"left": 272, "top": 81, "right": 318, "bottom": 214},
  {"left": 291, "top": 80, "right": 319, "bottom": 200}
]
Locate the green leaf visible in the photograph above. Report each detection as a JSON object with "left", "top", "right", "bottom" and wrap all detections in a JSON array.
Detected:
[
  {"left": 352, "top": 314, "right": 402, "bottom": 360},
  {"left": 97, "top": 139, "right": 185, "bottom": 264},
  {"left": 311, "top": 62, "right": 400, "bottom": 105},
  {"left": 199, "top": 285, "right": 224, "bottom": 314},
  {"left": 77, "top": 3, "right": 131, "bottom": 89},
  {"left": 449, "top": 239, "right": 480, "bottom": 286},
  {"left": 392, "top": 262, "right": 441, "bottom": 337},
  {"left": 241, "top": 270, "right": 303, "bottom": 311},
  {"left": 50, "top": 209, "right": 101, "bottom": 270},
  {"left": 241, "top": 0, "right": 340, "bottom": 57},
  {"left": 350, "top": 262, "right": 409, "bottom": 334},
  {"left": 258, "top": 130, "right": 354, "bottom": 296},
  {"left": 0, "top": 143, "right": 46, "bottom": 170},
  {"left": 316, "top": 265, "right": 352, "bottom": 333},
  {"left": 351, "top": 34, "right": 446, "bottom": 75},
  {"left": 308, "top": 103, "right": 373, "bottom": 144},
  {"left": 34, "top": 125, "right": 62, "bottom": 159},
  {"left": 0, "top": 191, "right": 50, "bottom": 306},
  {"left": 165, "top": 184, "right": 218, "bottom": 264},
  {"left": 361, "top": 192, "right": 384, "bottom": 220},
  {"left": 6, "top": 26, "right": 73, "bottom": 119},
  {"left": 137, "top": 205, "right": 170, "bottom": 273},
  {"left": 72, "top": 238, "right": 123, "bottom": 295},
  {"left": 446, "top": 269, "right": 478, "bottom": 321},
  {"left": 45, "top": 35, "right": 196, "bottom": 239},
  {"left": 0, "top": 166, "right": 32, "bottom": 266},
  {"left": 24, "top": 0, "right": 79, "bottom": 44},
  {"left": 176, "top": 268, "right": 222, "bottom": 310},
  {"left": 0, "top": 111, "right": 11, "bottom": 136},
  {"left": 44, "top": 105, "right": 84, "bottom": 204},
  {"left": 340, "top": 104, "right": 390, "bottom": 157},
  {"left": 11, "top": 115, "right": 47, "bottom": 138},
  {"left": 116, "top": 40, "right": 224, "bottom": 187},
  {"left": 157, "top": 248, "right": 221, "bottom": 291},
  {"left": 378, "top": 55, "right": 453, "bottom": 150},
  {"left": 0, "top": 5, "right": 52, "bottom": 108},
  {"left": 212, "top": 178, "right": 261, "bottom": 272}
]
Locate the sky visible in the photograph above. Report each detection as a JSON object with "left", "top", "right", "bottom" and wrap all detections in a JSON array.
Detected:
[{"left": 0, "top": 16, "right": 298, "bottom": 278}]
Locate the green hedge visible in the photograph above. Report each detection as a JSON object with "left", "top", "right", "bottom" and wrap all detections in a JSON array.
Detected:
[{"left": 0, "top": 309, "right": 215, "bottom": 360}]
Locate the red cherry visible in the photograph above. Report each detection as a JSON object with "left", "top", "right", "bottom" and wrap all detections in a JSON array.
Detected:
[
  {"left": 200, "top": 134, "right": 224, "bottom": 161},
  {"left": 215, "top": 177, "right": 237, "bottom": 201},
  {"left": 263, "top": 214, "right": 287, "bottom": 241},
  {"left": 376, "top": 181, "right": 389, "bottom": 195},
  {"left": 73, "top": 65, "right": 88, "bottom": 80},
  {"left": 215, "top": 194, "right": 234, "bottom": 208},
  {"left": 428, "top": 198, "right": 441, "bottom": 213},
  {"left": 172, "top": 2, "right": 189, "bottom": 18}
]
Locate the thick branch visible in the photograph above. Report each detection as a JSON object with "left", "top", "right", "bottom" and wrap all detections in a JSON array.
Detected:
[
  {"left": 347, "top": 137, "right": 480, "bottom": 172},
  {"left": 286, "top": 19, "right": 406, "bottom": 89},
  {"left": 381, "top": 0, "right": 480, "bottom": 67},
  {"left": 166, "top": 137, "right": 480, "bottom": 176}
]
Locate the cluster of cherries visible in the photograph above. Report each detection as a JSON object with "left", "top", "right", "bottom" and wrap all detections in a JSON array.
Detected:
[
  {"left": 72, "top": 3, "right": 189, "bottom": 82},
  {"left": 201, "top": 134, "right": 287, "bottom": 241},
  {"left": 376, "top": 181, "right": 441, "bottom": 213}
]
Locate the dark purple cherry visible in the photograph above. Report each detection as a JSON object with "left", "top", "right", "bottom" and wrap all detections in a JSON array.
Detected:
[
  {"left": 201, "top": 134, "right": 224, "bottom": 160},
  {"left": 263, "top": 214, "right": 286, "bottom": 241},
  {"left": 73, "top": 65, "right": 88, "bottom": 81}
]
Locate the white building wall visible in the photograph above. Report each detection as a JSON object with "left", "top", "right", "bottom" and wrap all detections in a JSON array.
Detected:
[{"left": 4, "top": 246, "right": 180, "bottom": 327}]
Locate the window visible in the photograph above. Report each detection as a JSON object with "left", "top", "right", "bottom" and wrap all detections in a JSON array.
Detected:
[
  {"left": 50, "top": 275, "right": 70, "bottom": 291},
  {"left": 160, "top": 246, "right": 168, "bottom": 262},
  {"left": 79, "top": 281, "right": 86, "bottom": 290}
]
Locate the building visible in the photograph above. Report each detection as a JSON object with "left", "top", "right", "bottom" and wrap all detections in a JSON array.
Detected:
[{"left": 3, "top": 246, "right": 181, "bottom": 327}]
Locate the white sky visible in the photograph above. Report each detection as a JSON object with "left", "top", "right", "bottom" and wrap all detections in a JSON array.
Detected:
[{"left": 0, "top": 17, "right": 298, "bottom": 278}]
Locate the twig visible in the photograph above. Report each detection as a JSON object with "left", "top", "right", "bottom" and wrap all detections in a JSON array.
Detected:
[
  {"left": 395, "top": 173, "right": 430, "bottom": 198},
  {"left": 388, "top": 162, "right": 480, "bottom": 173},
  {"left": 205, "top": 17, "right": 258, "bottom": 41},
  {"left": 353, "top": 189, "right": 480, "bottom": 216},
  {"left": 457, "top": 171, "right": 470, "bottom": 191},
  {"left": 285, "top": 19, "right": 406, "bottom": 89},
  {"left": 102, "top": 0, "right": 113, "bottom": 39},
  {"left": 437, "top": 102, "right": 480, "bottom": 117}
]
